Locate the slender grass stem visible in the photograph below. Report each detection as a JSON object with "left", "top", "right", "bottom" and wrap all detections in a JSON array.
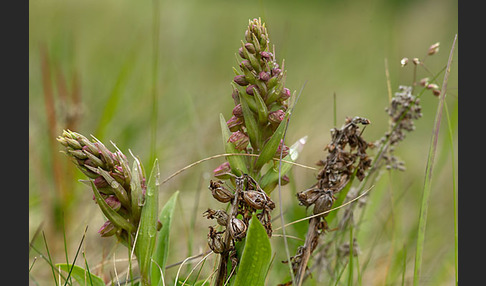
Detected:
[{"left": 413, "top": 34, "right": 457, "bottom": 286}]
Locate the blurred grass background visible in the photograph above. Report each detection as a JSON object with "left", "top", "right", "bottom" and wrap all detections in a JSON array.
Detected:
[{"left": 29, "top": 0, "right": 457, "bottom": 285}]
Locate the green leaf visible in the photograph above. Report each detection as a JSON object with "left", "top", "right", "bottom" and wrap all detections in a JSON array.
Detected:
[
  {"left": 254, "top": 112, "right": 289, "bottom": 171},
  {"left": 151, "top": 190, "right": 179, "bottom": 285},
  {"left": 220, "top": 113, "right": 248, "bottom": 176},
  {"left": 56, "top": 264, "right": 105, "bottom": 286},
  {"left": 238, "top": 89, "right": 261, "bottom": 150},
  {"left": 136, "top": 159, "right": 160, "bottom": 285},
  {"left": 259, "top": 136, "right": 307, "bottom": 193},
  {"left": 233, "top": 215, "right": 272, "bottom": 286}
]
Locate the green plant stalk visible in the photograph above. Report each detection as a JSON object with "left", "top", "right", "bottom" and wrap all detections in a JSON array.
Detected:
[
  {"left": 413, "top": 34, "right": 456, "bottom": 286},
  {"left": 444, "top": 103, "right": 458, "bottom": 284}
]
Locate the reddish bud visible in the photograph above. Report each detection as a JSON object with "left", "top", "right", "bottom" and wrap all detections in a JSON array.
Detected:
[
  {"left": 228, "top": 131, "right": 249, "bottom": 151},
  {"left": 213, "top": 162, "right": 232, "bottom": 179},
  {"left": 268, "top": 110, "right": 285, "bottom": 125},
  {"left": 98, "top": 221, "right": 117, "bottom": 237},
  {"left": 232, "top": 104, "right": 243, "bottom": 117},
  {"left": 227, "top": 115, "right": 244, "bottom": 132},
  {"left": 245, "top": 43, "right": 256, "bottom": 54},
  {"left": 246, "top": 84, "right": 258, "bottom": 95},
  {"left": 259, "top": 71, "right": 270, "bottom": 82},
  {"left": 234, "top": 75, "right": 249, "bottom": 86},
  {"left": 279, "top": 88, "right": 291, "bottom": 101}
]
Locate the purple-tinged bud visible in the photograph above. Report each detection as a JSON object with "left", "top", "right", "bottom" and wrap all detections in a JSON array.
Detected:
[
  {"left": 238, "top": 47, "right": 246, "bottom": 59},
  {"left": 279, "top": 88, "right": 291, "bottom": 101},
  {"left": 234, "top": 75, "right": 249, "bottom": 86},
  {"left": 232, "top": 89, "right": 239, "bottom": 105},
  {"left": 98, "top": 221, "right": 117, "bottom": 237},
  {"left": 268, "top": 110, "right": 285, "bottom": 125},
  {"left": 240, "top": 60, "right": 253, "bottom": 71},
  {"left": 246, "top": 84, "right": 258, "bottom": 95},
  {"left": 105, "top": 195, "right": 121, "bottom": 211},
  {"left": 232, "top": 104, "right": 243, "bottom": 117},
  {"left": 245, "top": 43, "right": 256, "bottom": 54},
  {"left": 271, "top": 68, "right": 281, "bottom": 77},
  {"left": 227, "top": 115, "right": 244, "bottom": 132},
  {"left": 260, "top": 51, "right": 272, "bottom": 61},
  {"left": 228, "top": 131, "right": 249, "bottom": 151},
  {"left": 275, "top": 141, "right": 289, "bottom": 158},
  {"left": 213, "top": 162, "right": 232, "bottom": 180},
  {"left": 94, "top": 176, "right": 109, "bottom": 189},
  {"left": 432, "top": 89, "right": 441, "bottom": 96},
  {"left": 281, "top": 175, "right": 290, "bottom": 186},
  {"left": 259, "top": 71, "right": 270, "bottom": 82},
  {"left": 428, "top": 42, "right": 440, "bottom": 55},
  {"left": 426, "top": 83, "right": 439, "bottom": 90}
]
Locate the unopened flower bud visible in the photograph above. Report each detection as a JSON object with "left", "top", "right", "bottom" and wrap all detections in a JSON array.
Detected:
[
  {"left": 228, "top": 131, "right": 249, "bottom": 151},
  {"left": 275, "top": 141, "right": 290, "bottom": 158},
  {"left": 238, "top": 47, "right": 246, "bottom": 59},
  {"left": 259, "top": 71, "right": 270, "bottom": 82},
  {"left": 432, "top": 89, "right": 441, "bottom": 96},
  {"left": 209, "top": 180, "right": 235, "bottom": 203},
  {"left": 105, "top": 195, "right": 121, "bottom": 211},
  {"left": 313, "top": 191, "right": 334, "bottom": 216},
  {"left": 246, "top": 84, "right": 258, "bottom": 95},
  {"left": 279, "top": 88, "right": 291, "bottom": 101},
  {"left": 245, "top": 43, "right": 256, "bottom": 54},
  {"left": 229, "top": 218, "right": 247, "bottom": 240},
  {"left": 98, "top": 221, "right": 117, "bottom": 237},
  {"left": 271, "top": 68, "right": 281, "bottom": 76},
  {"left": 260, "top": 51, "right": 272, "bottom": 61},
  {"left": 428, "top": 42, "right": 440, "bottom": 55},
  {"left": 232, "top": 104, "right": 243, "bottom": 117},
  {"left": 240, "top": 60, "right": 253, "bottom": 71},
  {"left": 400, "top": 57, "right": 409, "bottom": 67},
  {"left": 281, "top": 175, "right": 290, "bottom": 186},
  {"left": 412, "top": 58, "right": 420, "bottom": 65},
  {"left": 227, "top": 115, "right": 244, "bottom": 132},
  {"left": 234, "top": 75, "right": 249, "bottom": 86},
  {"left": 268, "top": 110, "right": 285, "bottom": 125},
  {"left": 213, "top": 162, "right": 232, "bottom": 179}
]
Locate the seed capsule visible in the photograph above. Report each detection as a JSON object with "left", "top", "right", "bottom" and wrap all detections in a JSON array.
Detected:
[
  {"left": 313, "top": 190, "right": 334, "bottom": 216},
  {"left": 229, "top": 218, "right": 247, "bottom": 240},
  {"left": 296, "top": 187, "right": 322, "bottom": 207},
  {"left": 204, "top": 209, "right": 230, "bottom": 226},
  {"left": 207, "top": 226, "right": 226, "bottom": 253},
  {"left": 242, "top": 190, "right": 267, "bottom": 210},
  {"left": 209, "top": 180, "right": 235, "bottom": 203}
]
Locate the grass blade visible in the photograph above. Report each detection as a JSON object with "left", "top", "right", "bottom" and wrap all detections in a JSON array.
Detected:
[
  {"left": 413, "top": 34, "right": 457, "bottom": 285},
  {"left": 151, "top": 190, "right": 179, "bottom": 285},
  {"left": 56, "top": 264, "right": 105, "bottom": 286}
]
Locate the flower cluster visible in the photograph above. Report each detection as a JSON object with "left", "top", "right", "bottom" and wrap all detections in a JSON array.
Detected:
[
  {"left": 57, "top": 130, "right": 151, "bottom": 247},
  {"left": 376, "top": 86, "right": 423, "bottom": 170}
]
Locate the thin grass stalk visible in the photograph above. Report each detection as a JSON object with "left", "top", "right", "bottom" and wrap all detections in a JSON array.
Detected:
[
  {"left": 150, "top": 0, "right": 160, "bottom": 164},
  {"left": 413, "top": 34, "right": 457, "bottom": 286},
  {"left": 42, "top": 231, "right": 59, "bottom": 286},
  {"left": 444, "top": 103, "right": 458, "bottom": 284}
]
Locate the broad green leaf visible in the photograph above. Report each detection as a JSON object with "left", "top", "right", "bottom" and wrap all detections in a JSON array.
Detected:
[
  {"left": 233, "top": 215, "right": 272, "bottom": 286},
  {"left": 90, "top": 181, "right": 134, "bottom": 232},
  {"left": 151, "top": 190, "right": 179, "bottom": 285},
  {"left": 253, "top": 87, "right": 269, "bottom": 124},
  {"left": 56, "top": 264, "right": 105, "bottom": 286},
  {"left": 220, "top": 113, "right": 248, "bottom": 176},
  {"left": 259, "top": 136, "right": 307, "bottom": 193},
  {"left": 254, "top": 112, "right": 289, "bottom": 171},
  {"left": 136, "top": 159, "right": 160, "bottom": 285}
]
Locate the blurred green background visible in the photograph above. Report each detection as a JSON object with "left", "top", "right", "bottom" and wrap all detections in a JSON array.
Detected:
[{"left": 29, "top": 0, "right": 457, "bottom": 285}]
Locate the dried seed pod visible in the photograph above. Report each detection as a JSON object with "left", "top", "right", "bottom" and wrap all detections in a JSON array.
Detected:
[
  {"left": 207, "top": 226, "right": 226, "bottom": 254},
  {"left": 204, "top": 209, "right": 230, "bottom": 226},
  {"left": 242, "top": 190, "right": 267, "bottom": 209},
  {"left": 313, "top": 190, "right": 334, "bottom": 216},
  {"left": 209, "top": 180, "right": 235, "bottom": 203},
  {"left": 229, "top": 218, "right": 247, "bottom": 240},
  {"left": 296, "top": 187, "right": 322, "bottom": 207}
]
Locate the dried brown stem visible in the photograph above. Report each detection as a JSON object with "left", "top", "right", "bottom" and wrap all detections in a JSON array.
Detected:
[{"left": 295, "top": 217, "right": 320, "bottom": 286}]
